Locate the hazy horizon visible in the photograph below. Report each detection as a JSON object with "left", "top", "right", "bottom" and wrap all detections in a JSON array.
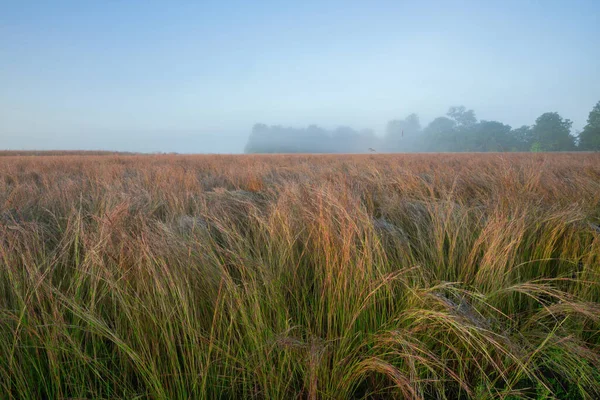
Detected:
[{"left": 2, "top": 1, "right": 599, "bottom": 153}]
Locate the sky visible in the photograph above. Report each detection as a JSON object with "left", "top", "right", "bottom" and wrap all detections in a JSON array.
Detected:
[{"left": 1, "top": 0, "right": 599, "bottom": 153}]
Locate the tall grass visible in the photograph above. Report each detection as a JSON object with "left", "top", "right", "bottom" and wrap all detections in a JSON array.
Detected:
[{"left": 0, "top": 153, "right": 599, "bottom": 399}]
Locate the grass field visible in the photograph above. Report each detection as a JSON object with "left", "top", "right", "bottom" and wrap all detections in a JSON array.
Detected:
[{"left": 1, "top": 153, "right": 600, "bottom": 399}]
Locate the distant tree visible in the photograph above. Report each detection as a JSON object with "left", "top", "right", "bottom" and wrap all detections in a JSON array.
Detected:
[
  {"left": 447, "top": 106, "right": 477, "bottom": 128},
  {"left": 246, "top": 104, "right": 590, "bottom": 154},
  {"left": 509, "top": 125, "right": 533, "bottom": 151},
  {"left": 357, "top": 129, "right": 379, "bottom": 152},
  {"left": 304, "top": 125, "right": 331, "bottom": 152},
  {"left": 578, "top": 101, "right": 600, "bottom": 151},
  {"left": 245, "top": 124, "right": 378, "bottom": 153},
  {"left": 423, "top": 116, "right": 456, "bottom": 136},
  {"left": 444, "top": 106, "right": 478, "bottom": 151},
  {"left": 332, "top": 126, "right": 358, "bottom": 152},
  {"left": 244, "top": 123, "right": 270, "bottom": 153},
  {"left": 422, "top": 116, "right": 457, "bottom": 151},
  {"left": 472, "top": 121, "right": 513, "bottom": 152},
  {"left": 385, "top": 113, "right": 421, "bottom": 151},
  {"left": 332, "top": 126, "right": 378, "bottom": 153},
  {"left": 531, "top": 112, "right": 575, "bottom": 151}
]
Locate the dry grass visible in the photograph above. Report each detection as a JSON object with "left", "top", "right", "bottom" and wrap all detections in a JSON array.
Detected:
[
  {"left": 0, "top": 151, "right": 134, "bottom": 157},
  {"left": 1, "top": 152, "right": 599, "bottom": 399}
]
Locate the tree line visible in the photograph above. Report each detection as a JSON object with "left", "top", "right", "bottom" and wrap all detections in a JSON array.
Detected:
[{"left": 245, "top": 101, "right": 600, "bottom": 153}]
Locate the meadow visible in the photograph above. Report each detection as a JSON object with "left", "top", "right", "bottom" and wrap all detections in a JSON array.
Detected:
[{"left": 1, "top": 152, "right": 599, "bottom": 399}]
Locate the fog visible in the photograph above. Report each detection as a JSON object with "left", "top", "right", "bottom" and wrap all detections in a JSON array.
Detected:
[
  {"left": 246, "top": 105, "right": 600, "bottom": 153},
  {"left": 1, "top": 1, "right": 599, "bottom": 153}
]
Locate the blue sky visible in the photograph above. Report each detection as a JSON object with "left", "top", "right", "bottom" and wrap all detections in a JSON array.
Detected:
[{"left": 1, "top": 0, "right": 599, "bottom": 152}]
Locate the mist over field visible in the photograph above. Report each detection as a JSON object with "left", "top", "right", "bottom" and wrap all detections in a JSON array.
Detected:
[
  {"left": 3, "top": 2, "right": 600, "bottom": 399},
  {"left": 245, "top": 104, "right": 600, "bottom": 153},
  {"left": 1, "top": 130, "right": 248, "bottom": 154},
  {"left": 1, "top": 1, "right": 599, "bottom": 153}
]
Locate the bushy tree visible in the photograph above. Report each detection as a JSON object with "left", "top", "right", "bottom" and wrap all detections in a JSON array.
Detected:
[
  {"left": 447, "top": 106, "right": 477, "bottom": 128},
  {"left": 446, "top": 106, "right": 478, "bottom": 151},
  {"left": 531, "top": 112, "right": 575, "bottom": 151},
  {"left": 508, "top": 125, "right": 533, "bottom": 151},
  {"left": 578, "top": 101, "right": 600, "bottom": 151},
  {"left": 422, "top": 116, "right": 457, "bottom": 151},
  {"left": 471, "top": 121, "right": 513, "bottom": 152}
]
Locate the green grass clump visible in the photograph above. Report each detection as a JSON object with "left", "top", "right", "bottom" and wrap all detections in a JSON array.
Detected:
[{"left": 0, "top": 152, "right": 599, "bottom": 399}]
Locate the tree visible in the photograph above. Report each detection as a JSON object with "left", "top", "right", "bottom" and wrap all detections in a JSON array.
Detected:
[
  {"left": 578, "top": 101, "right": 600, "bottom": 151},
  {"left": 385, "top": 113, "right": 421, "bottom": 151},
  {"left": 244, "top": 123, "right": 270, "bottom": 153},
  {"left": 424, "top": 116, "right": 456, "bottom": 136},
  {"left": 509, "top": 125, "right": 533, "bottom": 151},
  {"left": 447, "top": 106, "right": 477, "bottom": 127},
  {"left": 531, "top": 112, "right": 575, "bottom": 151},
  {"left": 472, "top": 121, "right": 513, "bottom": 152},
  {"left": 444, "top": 106, "right": 478, "bottom": 151},
  {"left": 333, "top": 126, "right": 379, "bottom": 153},
  {"left": 244, "top": 124, "right": 378, "bottom": 153},
  {"left": 422, "top": 117, "right": 457, "bottom": 151}
]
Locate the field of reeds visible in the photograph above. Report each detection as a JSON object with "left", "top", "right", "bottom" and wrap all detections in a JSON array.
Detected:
[
  {"left": 0, "top": 151, "right": 135, "bottom": 157},
  {"left": 1, "top": 152, "right": 600, "bottom": 399}
]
